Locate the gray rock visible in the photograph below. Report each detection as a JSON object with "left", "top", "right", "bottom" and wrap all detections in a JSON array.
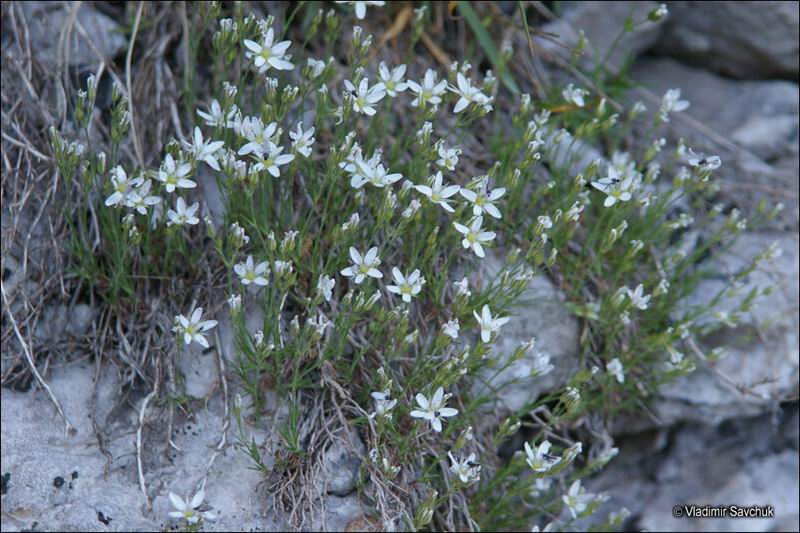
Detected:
[
  {"left": 656, "top": 1, "right": 799, "bottom": 80},
  {"left": 633, "top": 58, "right": 799, "bottom": 230},
  {"left": 320, "top": 430, "right": 366, "bottom": 497},
  {"left": 618, "top": 233, "right": 799, "bottom": 430},
  {"left": 473, "top": 253, "right": 581, "bottom": 413},
  {"left": 319, "top": 494, "right": 367, "bottom": 532},
  {"left": 634, "top": 58, "right": 799, "bottom": 163},
  {"left": 591, "top": 410, "right": 800, "bottom": 532},
  {"left": 1, "top": 362, "right": 277, "bottom": 532},
  {"left": 536, "top": 1, "right": 666, "bottom": 68},
  {"left": 19, "top": 3, "right": 127, "bottom": 69}
]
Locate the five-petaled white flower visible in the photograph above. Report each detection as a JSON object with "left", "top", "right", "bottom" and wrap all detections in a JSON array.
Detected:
[
  {"left": 252, "top": 142, "right": 295, "bottom": 178},
  {"left": 168, "top": 489, "right": 216, "bottom": 524},
  {"left": 336, "top": 1, "right": 385, "bottom": 19},
  {"left": 524, "top": 440, "right": 561, "bottom": 473},
  {"left": 531, "top": 351, "right": 554, "bottom": 376},
  {"left": 451, "top": 73, "right": 491, "bottom": 113},
  {"left": 454, "top": 216, "right": 496, "bottom": 258},
  {"left": 415, "top": 171, "right": 461, "bottom": 212},
  {"left": 173, "top": 307, "right": 218, "bottom": 348},
  {"left": 436, "top": 144, "right": 462, "bottom": 171},
  {"left": 234, "top": 255, "right": 270, "bottom": 286},
  {"left": 185, "top": 127, "right": 224, "bottom": 171},
  {"left": 105, "top": 165, "right": 143, "bottom": 207},
  {"left": 591, "top": 166, "right": 634, "bottom": 207},
  {"left": 344, "top": 78, "right": 386, "bottom": 116},
  {"left": 658, "top": 88, "right": 689, "bottom": 122},
  {"left": 352, "top": 159, "right": 403, "bottom": 189},
  {"left": 125, "top": 179, "right": 161, "bottom": 215},
  {"left": 442, "top": 319, "right": 460, "bottom": 339},
  {"left": 378, "top": 62, "right": 408, "bottom": 97},
  {"left": 460, "top": 180, "right": 505, "bottom": 219},
  {"left": 607, "top": 357, "right": 625, "bottom": 383},
  {"left": 627, "top": 283, "right": 650, "bottom": 310},
  {"left": 410, "top": 386, "right": 458, "bottom": 432},
  {"left": 474, "top": 304, "right": 509, "bottom": 343},
  {"left": 238, "top": 118, "right": 278, "bottom": 156},
  {"left": 562, "top": 83, "right": 588, "bottom": 107},
  {"left": 167, "top": 197, "right": 200, "bottom": 226},
  {"left": 341, "top": 246, "right": 383, "bottom": 284},
  {"left": 387, "top": 267, "right": 425, "bottom": 303},
  {"left": 448, "top": 451, "right": 481, "bottom": 484},
  {"left": 197, "top": 99, "right": 239, "bottom": 129},
  {"left": 407, "top": 69, "right": 448, "bottom": 108},
  {"left": 243, "top": 26, "right": 294, "bottom": 73},
  {"left": 317, "top": 274, "right": 336, "bottom": 302},
  {"left": 562, "top": 480, "right": 593, "bottom": 519},
  {"left": 687, "top": 149, "right": 721, "bottom": 171},
  {"left": 369, "top": 390, "right": 397, "bottom": 420},
  {"left": 289, "top": 122, "right": 315, "bottom": 158},
  {"left": 158, "top": 153, "right": 195, "bottom": 193}
]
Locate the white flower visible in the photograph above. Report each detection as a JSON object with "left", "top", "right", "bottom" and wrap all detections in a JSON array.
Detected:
[
  {"left": 387, "top": 267, "right": 425, "bottom": 303},
  {"left": 454, "top": 216, "right": 496, "bottom": 258},
  {"left": 351, "top": 158, "right": 402, "bottom": 189},
  {"left": 306, "top": 57, "right": 327, "bottom": 79},
  {"left": 227, "top": 293, "right": 241, "bottom": 312},
  {"left": 197, "top": 99, "right": 238, "bottom": 128},
  {"left": 238, "top": 118, "right": 278, "bottom": 156},
  {"left": 409, "top": 386, "right": 458, "bottom": 432},
  {"left": 173, "top": 307, "right": 218, "bottom": 348},
  {"left": 158, "top": 153, "right": 195, "bottom": 193},
  {"left": 524, "top": 440, "right": 561, "bottom": 473},
  {"left": 658, "top": 88, "right": 689, "bottom": 122},
  {"left": 460, "top": 180, "right": 505, "bottom": 219},
  {"left": 370, "top": 390, "right": 397, "bottom": 420},
  {"left": 344, "top": 78, "right": 386, "bottom": 116},
  {"left": 317, "top": 274, "right": 335, "bottom": 302},
  {"left": 402, "top": 199, "right": 422, "bottom": 218},
  {"left": 167, "top": 197, "right": 200, "bottom": 226},
  {"left": 562, "top": 83, "right": 588, "bottom": 107},
  {"left": 341, "top": 246, "right": 382, "bottom": 284},
  {"left": 336, "top": 1, "right": 385, "bottom": 19},
  {"left": 407, "top": 69, "right": 448, "bottom": 108},
  {"left": 289, "top": 122, "right": 315, "bottom": 158},
  {"left": 125, "top": 179, "right": 161, "bottom": 215},
  {"left": 415, "top": 171, "right": 461, "bottom": 212},
  {"left": 252, "top": 142, "right": 295, "bottom": 178},
  {"left": 607, "top": 358, "right": 625, "bottom": 383},
  {"left": 451, "top": 73, "right": 491, "bottom": 113},
  {"left": 448, "top": 452, "right": 481, "bottom": 484},
  {"left": 531, "top": 351, "right": 554, "bottom": 376},
  {"left": 687, "top": 149, "right": 721, "bottom": 171},
  {"left": 562, "top": 480, "right": 593, "bottom": 519},
  {"left": 234, "top": 256, "right": 270, "bottom": 286},
  {"left": 473, "top": 304, "right": 509, "bottom": 343},
  {"left": 454, "top": 277, "right": 471, "bottom": 297},
  {"left": 168, "top": 489, "right": 215, "bottom": 524},
  {"left": 538, "top": 215, "right": 553, "bottom": 229},
  {"left": 308, "top": 312, "right": 332, "bottom": 336},
  {"left": 442, "top": 319, "right": 460, "bottom": 339},
  {"left": 105, "top": 165, "right": 143, "bottom": 207},
  {"left": 184, "top": 127, "right": 224, "bottom": 171},
  {"left": 273, "top": 260, "right": 293, "bottom": 276},
  {"left": 243, "top": 26, "right": 294, "bottom": 73},
  {"left": 378, "top": 62, "right": 408, "bottom": 97},
  {"left": 591, "top": 166, "right": 634, "bottom": 207},
  {"left": 436, "top": 144, "right": 462, "bottom": 171},
  {"left": 627, "top": 284, "right": 650, "bottom": 310}
]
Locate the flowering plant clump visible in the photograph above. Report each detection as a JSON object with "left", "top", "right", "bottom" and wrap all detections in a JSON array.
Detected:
[{"left": 51, "top": 2, "right": 784, "bottom": 531}]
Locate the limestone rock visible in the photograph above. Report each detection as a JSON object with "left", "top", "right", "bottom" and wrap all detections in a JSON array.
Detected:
[{"left": 656, "top": 1, "right": 799, "bottom": 80}]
